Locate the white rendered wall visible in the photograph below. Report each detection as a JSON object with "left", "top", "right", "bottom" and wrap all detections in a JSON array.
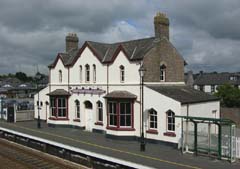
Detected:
[
  {"left": 181, "top": 101, "right": 220, "bottom": 133},
  {"left": 144, "top": 87, "right": 182, "bottom": 143},
  {"left": 34, "top": 86, "right": 49, "bottom": 120},
  {"left": 108, "top": 51, "right": 140, "bottom": 84},
  {"left": 50, "top": 58, "right": 68, "bottom": 85},
  {"left": 70, "top": 47, "right": 107, "bottom": 85}
]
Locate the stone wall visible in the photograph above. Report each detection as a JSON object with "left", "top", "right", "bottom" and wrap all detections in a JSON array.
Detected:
[
  {"left": 143, "top": 38, "right": 184, "bottom": 82},
  {"left": 221, "top": 107, "right": 240, "bottom": 127}
]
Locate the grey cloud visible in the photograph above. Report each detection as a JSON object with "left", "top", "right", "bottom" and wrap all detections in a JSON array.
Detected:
[{"left": 0, "top": 0, "right": 240, "bottom": 75}]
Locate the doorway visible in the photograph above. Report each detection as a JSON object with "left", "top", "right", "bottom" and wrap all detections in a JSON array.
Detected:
[{"left": 84, "top": 101, "right": 93, "bottom": 131}]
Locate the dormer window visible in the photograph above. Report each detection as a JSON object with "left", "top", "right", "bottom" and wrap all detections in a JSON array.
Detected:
[
  {"left": 79, "top": 65, "right": 82, "bottom": 83},
  {"left": 59, "top": 70, "right": 62, "bottom": 83},
  {"left": 85, "top": 64, "right": 90, "bottom": 83},
  {"left": 120, "top": 65, "right": 125, "bottom": 83},
  {"left": 93, "top": 64, "right": 96, "bottom": 83},
  {"left": 160, "top": 64, "right": 166, "bottom": 82}
]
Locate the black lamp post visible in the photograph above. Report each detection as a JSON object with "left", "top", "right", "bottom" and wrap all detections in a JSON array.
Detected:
[
  {"left": 139, "top": 65, "right": 146, "bottom": 151},
  {"left": 36, "top": 74, "right": 41, "bottom": 129}
]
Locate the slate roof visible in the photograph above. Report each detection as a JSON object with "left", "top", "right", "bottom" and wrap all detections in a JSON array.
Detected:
[
  {"left": 104, "top": 90, "right": 137, "bottom": 99},
  {"left": 147, "top": 85, "right": 219, "bottom": 104},
  {"left": 47, "top": 89, "right": 71, "bottom": 96},
  {"left": 194, "top": 72, "right": 240, "bottom": 85},
  {"left": 49, "top": 37, "right": 185, "bottom": 68}
]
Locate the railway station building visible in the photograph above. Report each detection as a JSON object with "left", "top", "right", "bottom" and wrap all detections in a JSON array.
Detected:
[{"left": 35, "top": 12, "right": 220, "bottom": 145}]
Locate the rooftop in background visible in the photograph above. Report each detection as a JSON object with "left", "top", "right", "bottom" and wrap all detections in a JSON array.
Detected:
[{"left": 193, "top": 72, "right": 240, "bottom": 85}]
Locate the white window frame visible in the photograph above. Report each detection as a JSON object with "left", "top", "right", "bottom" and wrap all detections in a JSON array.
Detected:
[
  {"left": 149, "top": 109, "right": 157, "bottom": 130},
  {"left": 93, "top": 64, "right": 96, "bottom": 83},
  {"left": 85, "top": 64, "right": 90, "bottom": 83},
  {"left": 211, "top": 85, "right": 215, "bottom": 93},
  {"left": 97, "top": 101, "right": 103, "bottom": 122},
  {"left": 79, "top": 65, "right": 82, "bottom": 83},
  {"left": 167, "top": 110, "right": 175, "bottom": 132},
  {"left": 75, "top": 100, "right": 80, "bottom": 119},
  {"left": 59, "top": 70, "right": 62, "bottom": 83},
  {"left": 120, "top": 65, "right": 125, "bottom": 83},
  {"left": 160, "top": 65, "right": 166, "bottom": 82}
]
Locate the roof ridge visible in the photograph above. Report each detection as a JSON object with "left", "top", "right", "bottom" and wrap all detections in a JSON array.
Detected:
[{"left": 87, "top": 37, "right": 155, "bottom": 45}]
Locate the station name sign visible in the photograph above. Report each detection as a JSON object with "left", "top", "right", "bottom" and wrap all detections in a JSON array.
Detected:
[{"left": 70, "top": 87, "right": 106, "bottom": 95}]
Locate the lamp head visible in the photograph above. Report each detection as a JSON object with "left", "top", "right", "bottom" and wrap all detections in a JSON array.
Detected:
[{"left": 139, "top": 65, "right": 146, "bottom": 77}]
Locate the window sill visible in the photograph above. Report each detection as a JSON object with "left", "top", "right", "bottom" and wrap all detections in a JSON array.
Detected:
[
  {"left": 49, "top": 117, "right": 69, "bottom": 121},
  {"left": 106, "top": 126, "right": 135, "bottom": 131},
  {"left": 146, "top": 129, "right": 158, "bottom": 135},
  {"left": 95, "top": 121, "right": 103, "bottom": 126},
  {"left": 73, "top": 119, "right": 80, "bottom": 122},
  {"left": 163, "top": 132, "right": 176, "bottom": 137}
]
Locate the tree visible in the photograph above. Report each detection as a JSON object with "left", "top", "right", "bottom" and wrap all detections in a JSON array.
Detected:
[
  {"left": 15, "top": 72, "right": 28, "bottom": 82},
  {"left": 215, "top": 84, "right": 240, "bottom": 107}
]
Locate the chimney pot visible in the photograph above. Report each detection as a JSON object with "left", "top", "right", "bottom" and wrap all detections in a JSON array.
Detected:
[
  {"left": 154, "top": 12, "right": 169, "bottom": 40},
  {"left": 66, "top": 33, "right": 79, "bottom": 52}
]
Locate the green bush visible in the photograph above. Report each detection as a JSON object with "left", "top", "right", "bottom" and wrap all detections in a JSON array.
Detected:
[{"left": 214, "top": 84, "right": 240, "bottom": 107}]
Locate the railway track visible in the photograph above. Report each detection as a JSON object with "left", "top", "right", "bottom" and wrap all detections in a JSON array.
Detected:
[{"left": 0, "top": 138, "right": 88, "bottom": 169}]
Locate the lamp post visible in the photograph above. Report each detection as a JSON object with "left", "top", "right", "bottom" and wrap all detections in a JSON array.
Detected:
[
  {"left": 139, "top": 65, "right": 146, "bottom": 151},
  {"left": 36, "top": 74, "right": 41, "bottom": 129}
]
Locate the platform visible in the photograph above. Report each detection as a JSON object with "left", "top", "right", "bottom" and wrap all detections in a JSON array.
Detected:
[{"left": 0, "top": 120, "right": 239, "bottom": 169}]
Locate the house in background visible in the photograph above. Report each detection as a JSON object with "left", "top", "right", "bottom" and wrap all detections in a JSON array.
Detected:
[
  {"left": 35, "top": 12, "right": 220, "bottom": 145},
  {"left": 191, "top": 72, "right": 240, "bottom": 94}
]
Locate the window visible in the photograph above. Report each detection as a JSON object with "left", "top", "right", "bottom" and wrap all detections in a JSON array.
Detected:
[
  {"left": 59, "top": 70, "right": 62, "bottom": 83},
  {"left": 93, "top": 64, "right": 96, "bottom": 83},
  {"left": 120, "top": 65, "right": 125, "bottom": 83},
  {"left": 50, "top": 97, "right": 56, "bottom": 117},
  {"left": 49, "top": 97, "right": 67, "bottom": 118},
  {"left": 79, "top": 66, "right": 82, "bottom": 83},
  {"left": 107, "top": 100, "right": 134, "bottom": 130},
  {"left": 167, "top": 110, "right": 175, "bottom": 132},
  {"left": 109, "top": 102, "right": 117, "bottom": 126},
  {"left": 160, "top": 64, "right": 166, "bottom": 82},
  {"left": 199, "top": 85, "right": 204, "bottom": 92},
  {"left": 149, "top": 108, "right": 157, "bottom": 129},
  {"left": 58, "top": 97, "right": 67, "bottom": 117},
  {"left": 120, "top": 102, "right": 131, "bottom": 127},
  {"left": 75, "top": 100, "right": 80, "bottom": 119},
  {"left": 97, "top": 101, "right": 103, "bottom": 122},
  {"left": 85, "top": 64, "right": 90, "bottom": 82},
  {"left": 211, "top": 85, "right": 215, "bottom": 93}
]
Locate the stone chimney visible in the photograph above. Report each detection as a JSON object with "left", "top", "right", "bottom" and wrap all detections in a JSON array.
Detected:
[
  {"left": 65, "top": 33, "right": 79, "bottom": 52},
  {"left": 154, "top": 12, "right": 169, "bottom": 40}
]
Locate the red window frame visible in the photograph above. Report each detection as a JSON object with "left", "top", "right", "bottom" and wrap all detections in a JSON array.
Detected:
[
  {"left": 49, "top": 96, "right": 69, "bottom": 121},
  {"left": 106, "top": 99, "right": 135, "bottom": 131}
]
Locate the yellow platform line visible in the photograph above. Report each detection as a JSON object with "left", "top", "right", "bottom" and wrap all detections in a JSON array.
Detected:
[{"left": 4, "top": 123, "right": 201, "bottom": 169}]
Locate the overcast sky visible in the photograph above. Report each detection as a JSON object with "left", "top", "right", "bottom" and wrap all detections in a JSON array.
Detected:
[{"left": 0, "top": 0, "right": 240, "bottom": 75}]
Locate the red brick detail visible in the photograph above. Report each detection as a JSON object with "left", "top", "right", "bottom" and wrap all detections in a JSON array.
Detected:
[
  {"left": 95, "top": 121, "right": 103, "bottom": 126},
  {"left": 146, "top": 129, "right": 158, "bottom": 135},
  {"left": 163, "top": 132, "right": 176, "bottom": 137},
  {"left": 106, "top": 126, "right": 135, "bottom": 131},
  {"left": 48, "top": 117, "right": 69, "bottom": 121}
]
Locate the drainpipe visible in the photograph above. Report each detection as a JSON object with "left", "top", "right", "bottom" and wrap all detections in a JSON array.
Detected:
[
  {"left": 185, "top": 104, "right": 189, "bottom": 152},
  {"left": 107, "top": 64, "right": 109, "bottom": 94}
]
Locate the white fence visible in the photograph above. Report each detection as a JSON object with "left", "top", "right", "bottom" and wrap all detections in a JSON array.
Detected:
[
  {"left": 16, "top": 110, "right": 34, "bottom": 122},
  {"left": 236, "top": 137, "right": 240, "bottom": 159}
]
